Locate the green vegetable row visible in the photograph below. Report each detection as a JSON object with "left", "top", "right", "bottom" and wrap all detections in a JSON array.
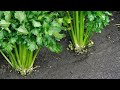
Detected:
[{"left": 0, "top": 11, "right": 112, "bottom": 76}]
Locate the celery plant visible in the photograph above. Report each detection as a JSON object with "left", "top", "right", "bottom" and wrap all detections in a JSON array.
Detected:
[
  {"left": 65, "top": 11, "right": 112, "bottom": 54},
  {"left": 0, "top": 11, "right": 65, "bottom": 75}
]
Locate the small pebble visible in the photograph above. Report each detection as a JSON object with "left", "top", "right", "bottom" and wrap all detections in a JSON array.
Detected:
[
  {"left": 10, "top": 70, "right": 12, "bottom": 72},
  {"left": 111, "top": 18, "right": 114, "bottom": 21},
  {"left": 108, "top": 36, "right": 110, "bottom": 39},
  {"left": 90, "top": 53, "right": 93, "bottom": 54},
  {"left": 36, "top": 70, "right": 39, "bottom": 72},
  {"left": 49, "top": 66, "right": 52, "bottom": 68}
]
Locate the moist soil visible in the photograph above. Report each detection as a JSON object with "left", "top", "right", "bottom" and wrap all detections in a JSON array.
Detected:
[{"left": 0, "top": 11, "right": 120, "bottom": 79}]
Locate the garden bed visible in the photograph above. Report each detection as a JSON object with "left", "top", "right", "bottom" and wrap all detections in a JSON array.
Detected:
[{"left": 0, "top": 11, "right": 120, "bottom": 79}]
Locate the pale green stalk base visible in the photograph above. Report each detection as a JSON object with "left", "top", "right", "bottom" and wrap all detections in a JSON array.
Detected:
[
  {"left": 0, "top": 44, "right": 40, "bottom": 76},
  {"left": 67, "top": 11, "right": 94, "bottom": 54},
  {"left": 19, "top": 67, "right": 33, "bottom": 76}
]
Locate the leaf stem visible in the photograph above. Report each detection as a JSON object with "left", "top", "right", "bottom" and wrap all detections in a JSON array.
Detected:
[
  {"left": 79, "top": 11, "right": 84, "bottom": 48},
  {"left": 0, "top": 50, "right": 13, "bottom": 67}
]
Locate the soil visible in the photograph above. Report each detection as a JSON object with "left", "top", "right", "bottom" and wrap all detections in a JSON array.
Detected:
[{"left": 0, "top": 11, "right": 120, "bottom": 79}]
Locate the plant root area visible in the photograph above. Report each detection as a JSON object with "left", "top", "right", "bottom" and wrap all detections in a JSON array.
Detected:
[{"left": 0, "top": 11, "right": 120, "bottom": 79}]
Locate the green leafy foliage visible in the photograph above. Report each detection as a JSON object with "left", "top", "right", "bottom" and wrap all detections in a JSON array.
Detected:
[
  {"left": 86, "top": 11, "right": 111, "bottom": 34},
  {"left": 0, "top": 11, "right": 65, "bottom": 75},
  {"left": 15, "top": 11, "right": 26, "bottom": 23},
  {"left": 0, "top": 11, "right": 65, "bottom": 53},
  {"left": 64, "top": 11, "right": 112, "bottom": 54}
]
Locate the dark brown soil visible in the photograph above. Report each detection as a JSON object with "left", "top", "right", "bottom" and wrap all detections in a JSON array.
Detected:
[{"left": 0, "top": 11, "right": 120, "bottom": 79}]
